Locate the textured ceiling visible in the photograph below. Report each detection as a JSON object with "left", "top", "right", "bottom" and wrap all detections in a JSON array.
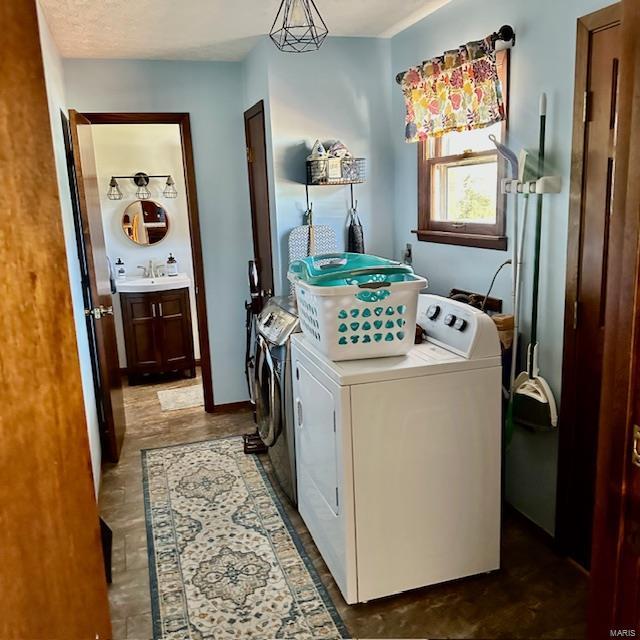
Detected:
[{"left": 39, "top": 0, "right": 450, "bottom": 61}]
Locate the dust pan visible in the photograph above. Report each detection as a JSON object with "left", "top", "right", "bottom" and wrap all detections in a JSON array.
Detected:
[
  {"left": 512, "top": 93, "right": 558, "bottom": 432},
  {"left": 512, "top": 345, "right": 558, "bottom": 431}
]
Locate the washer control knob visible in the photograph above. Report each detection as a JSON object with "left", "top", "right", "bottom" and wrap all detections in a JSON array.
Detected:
[
  {"left": 454, "top": 317, "right": 468, "bottom": 331},
  {"left": 444, "top": 313, "right": 456, "bottom": 327},
  {"left": 426, "top": 304, "right": 441, "bottom": 320}
]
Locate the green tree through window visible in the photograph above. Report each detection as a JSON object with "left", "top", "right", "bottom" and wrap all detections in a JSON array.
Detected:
[{"left": 457, "top": 175, "right": 494, "bottom": 220}]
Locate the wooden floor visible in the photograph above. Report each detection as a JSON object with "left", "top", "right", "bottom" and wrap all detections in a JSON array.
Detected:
[{"left": 100, "top": 374, "right": 588, "bottom": 639}]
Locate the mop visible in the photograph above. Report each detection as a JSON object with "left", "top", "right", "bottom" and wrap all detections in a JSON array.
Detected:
[
  {"left": 504, "top": 193, "right": 530, "bottom": 442},
  {"left": 512, "top": 94, "right": 558, "bottom": 431},
  {"left": 489, "top": 133, "right": 524, "bottom": 443}
]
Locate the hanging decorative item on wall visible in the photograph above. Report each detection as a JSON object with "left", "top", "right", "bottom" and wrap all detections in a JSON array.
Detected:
[
  {"left": 397, "top": 28, "right": 514, "bottom": 142},
  {"left": 269, "top": 0, "right": 328, "bottom": 53}
]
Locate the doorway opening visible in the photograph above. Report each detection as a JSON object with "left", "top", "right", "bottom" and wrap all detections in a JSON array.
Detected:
[
  {"left": 556, "top": 3, "right": 621, "bottom": 568},
  {"left": 64, "top": 111, "right": 215, "bottom": 462}
]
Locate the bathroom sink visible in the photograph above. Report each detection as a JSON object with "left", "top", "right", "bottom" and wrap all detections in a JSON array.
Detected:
[{"left": 116, "top": 273, "right": 191, "bottom": 293}]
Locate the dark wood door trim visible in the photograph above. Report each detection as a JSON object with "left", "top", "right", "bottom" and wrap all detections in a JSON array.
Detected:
[
  {"left": 244, "top": 100, "right": 275, "bottom": 295},
  {"left": 78, "top": 112, "right": 215, "bottom": 412},
  {"left": 556, "top": 2, "right": 621, "bottom": 559},
  {"left": 588, "top": 0, "right": 640, "bottom": 633}
]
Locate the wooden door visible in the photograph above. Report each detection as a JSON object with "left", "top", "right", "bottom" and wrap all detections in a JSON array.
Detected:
[
  {"left": 0, "top": 2, "right": 111, "bottom": 637},
  {"left": 69, "top": 109, "right": 126, "bottom": 461},
  {"left": 158, "top": 288, "right": 196, "bottom": 373},
  {"left": 244, "top": 101, "right": 275, "bottom": 296},
  {"left": 121, "top": 292, "right": 162, "bottom": 377},
  {"left": 557, "top": 4, "right": 621, "bottom": 568},
  {"left": 588, "top": 0, "right": 640, "bottom": 634}
]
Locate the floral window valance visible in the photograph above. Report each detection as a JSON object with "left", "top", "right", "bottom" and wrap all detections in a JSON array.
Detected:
[{"left": 400, "top": 37, "right": 505, "bottom": 143}]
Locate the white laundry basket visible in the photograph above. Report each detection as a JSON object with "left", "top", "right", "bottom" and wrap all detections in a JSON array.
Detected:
[{"left": 289, "top": 253, "right": 427, "bottom": 361}]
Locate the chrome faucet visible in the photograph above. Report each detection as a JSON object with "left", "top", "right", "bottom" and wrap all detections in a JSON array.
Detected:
[
  {"left": 136, "top": 262, "right": 154, "bottom": 278},
  {"left": 136, "top": 260, "right": 164, "bottom": 278}
]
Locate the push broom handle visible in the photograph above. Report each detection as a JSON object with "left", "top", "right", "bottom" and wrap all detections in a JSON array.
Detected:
[{"left": 528, "top": 93, "right": 547, "bottom": 378}]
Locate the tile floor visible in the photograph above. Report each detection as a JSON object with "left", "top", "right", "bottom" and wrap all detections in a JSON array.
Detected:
[{"left": 100, "top": 373, "right": 588, "bottom": 639}]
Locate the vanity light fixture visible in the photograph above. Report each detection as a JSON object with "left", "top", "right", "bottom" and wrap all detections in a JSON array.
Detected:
[
  {"left": 107, "top": 177, "right": 123, "bottom": 200},
  {"left": 163, "top": 175, "right": 178, "bottom": 198},
  {"left": 270, "top": 0, "right": 328, "bottom": 53},
  {"left": 134, "top": 172, "right": 151, "bottom": 199},
  {"left": 106, "top": 171, "right": 178, "bottom": 200}
]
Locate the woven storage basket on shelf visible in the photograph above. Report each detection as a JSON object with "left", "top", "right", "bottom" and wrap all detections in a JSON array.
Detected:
[{"left": 306, "top": 157, "right": 366, "bottom": 185}]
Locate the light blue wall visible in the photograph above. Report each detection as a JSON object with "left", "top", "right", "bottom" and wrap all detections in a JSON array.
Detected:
[
  {"left": 37, "top": 5, "right": 102, "bottom": 494},
  {"left": 63, "top": 59, "right": 254, "bottom": 404},
  {"left": 259, "top": 37, "right": 396, "bottom": 293},
  {"left": 390, "top": 0, "right": 608, "bottom": 533}
]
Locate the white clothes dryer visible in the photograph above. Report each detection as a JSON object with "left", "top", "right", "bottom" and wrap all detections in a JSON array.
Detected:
[{"left": 291, "top": 294, "right": 502, "bottom": 603}]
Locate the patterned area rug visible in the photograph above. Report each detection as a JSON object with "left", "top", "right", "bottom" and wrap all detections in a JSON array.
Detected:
[
  {"left": 142, "top": 437, "right": 348, "bottom": 639},
  {"left": 157, "top": 384, "right": 204, "bottom": 411}
]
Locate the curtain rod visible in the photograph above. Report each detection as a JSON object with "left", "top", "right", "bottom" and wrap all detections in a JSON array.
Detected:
[{"left": 395, "top": 25, "right": 515, "bottom": 85}]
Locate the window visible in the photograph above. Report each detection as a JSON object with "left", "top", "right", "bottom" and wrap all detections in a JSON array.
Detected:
[{"left": 415, "top": 50, "right": 509, "bottom": 250}]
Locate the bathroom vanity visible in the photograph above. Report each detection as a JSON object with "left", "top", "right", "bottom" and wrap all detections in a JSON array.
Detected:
[{"left": 118, "top": 276, "right": 195, "bottom": 383}]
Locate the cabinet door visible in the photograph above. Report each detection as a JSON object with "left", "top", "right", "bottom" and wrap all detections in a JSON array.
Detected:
[
  {"left": 158, "top": 288, "right": 195, "bottom": 370},
  {"left": 121, "top": 293, "right": 161, "bottom": 371}
]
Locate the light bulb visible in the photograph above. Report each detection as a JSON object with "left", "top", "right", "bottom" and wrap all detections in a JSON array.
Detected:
[{"left": 290, "top": 0, "right": 307, "bottom": 27}]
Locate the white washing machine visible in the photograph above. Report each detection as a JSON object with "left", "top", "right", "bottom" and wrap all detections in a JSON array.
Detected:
[{"left": 291, "top": 294, "right": 502, "bottom": 604}]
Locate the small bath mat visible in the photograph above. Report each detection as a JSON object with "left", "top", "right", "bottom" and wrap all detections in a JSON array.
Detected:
[
  {"left": 157, "top": 384, "right": 204, "bottom": 411},
  {"left": 142, "top": 436, "right": 348, "bottom": 639}
]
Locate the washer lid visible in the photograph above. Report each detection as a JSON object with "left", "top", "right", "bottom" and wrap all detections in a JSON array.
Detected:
[
  {"left": 291, "top": 334, "right": 501, "bottom": 386},
  {"left": 258, "top": 297, "right": 300, "bottom": 346}
]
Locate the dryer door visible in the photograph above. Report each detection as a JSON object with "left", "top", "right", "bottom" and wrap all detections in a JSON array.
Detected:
[
  {"left": 295, "top": 361, "right": 339, "bottom": 515},
  {"left": 255, "top": 335, "right": 281, "bottom": 447}
]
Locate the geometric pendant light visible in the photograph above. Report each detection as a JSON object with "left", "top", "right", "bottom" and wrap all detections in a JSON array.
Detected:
[
  {"left": 162, "top": 175, "right": 178, "bottom": 198},
  {"left": 133, "top": 172, "right": 151, "bottom": 199},
  {"left": 107, "top": 177, "right": 123, "bottom": 200},
  {"left": 269, "top": 0, "right": 328, "bottom": 53}
]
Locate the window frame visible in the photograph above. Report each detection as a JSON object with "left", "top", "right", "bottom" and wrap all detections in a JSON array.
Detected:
[{"left": 414, "top": 49, "right": 510, "bottom": 251}]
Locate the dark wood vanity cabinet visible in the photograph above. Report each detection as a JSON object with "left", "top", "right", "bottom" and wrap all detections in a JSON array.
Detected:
[{"left": 120, "top": 288, "right": 196, "bottom": 383}]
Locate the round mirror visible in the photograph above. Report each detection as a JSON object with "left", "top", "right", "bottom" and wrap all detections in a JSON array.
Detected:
[{"left": 121, "top": 200, "right": 170, "bottom": 246}]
